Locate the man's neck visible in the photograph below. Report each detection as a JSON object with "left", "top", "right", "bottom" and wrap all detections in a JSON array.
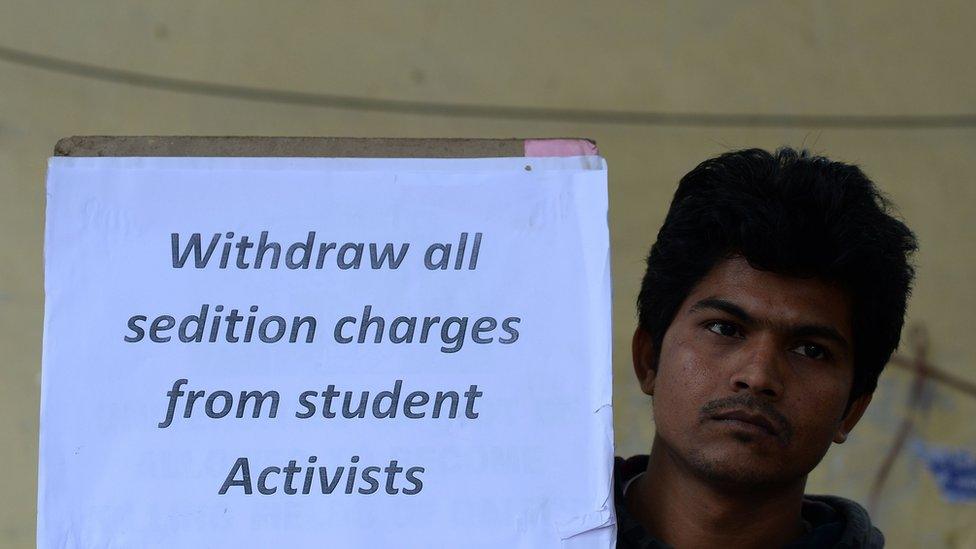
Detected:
[{"left": 626, "top": 437, "right": 808, "bottom": 549}]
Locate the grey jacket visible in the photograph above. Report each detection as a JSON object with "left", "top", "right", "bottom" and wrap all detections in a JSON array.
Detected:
[{"left": 614, "top": 456, "right": 884, "bottom": 548}]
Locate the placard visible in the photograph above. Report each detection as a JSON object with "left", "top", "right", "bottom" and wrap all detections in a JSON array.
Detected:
[{"left": 39, "top": 154, "right": 613, "bottom": 547}]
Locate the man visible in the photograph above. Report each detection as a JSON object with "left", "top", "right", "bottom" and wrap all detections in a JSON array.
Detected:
[{"left": 617, "top": 147, "right": 917, "bottom": 548}]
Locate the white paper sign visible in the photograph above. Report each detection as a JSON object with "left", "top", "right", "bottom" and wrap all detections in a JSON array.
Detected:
[{"left": 39, "top": 155, "right": 613, "bottom": 548}]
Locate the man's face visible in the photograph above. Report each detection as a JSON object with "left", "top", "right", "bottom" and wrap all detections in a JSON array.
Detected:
[{"left": 634, "top": 256, "right": 871, "bottom": 488}]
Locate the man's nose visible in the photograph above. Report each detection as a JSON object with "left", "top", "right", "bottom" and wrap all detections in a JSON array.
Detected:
[{"left": 729, "top": 333, "right": 785, "bottom": 399}]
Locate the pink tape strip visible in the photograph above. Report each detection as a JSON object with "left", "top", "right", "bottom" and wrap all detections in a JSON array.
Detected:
[{"left": 524, "top": 139, "right": 599, "bottom": 157}]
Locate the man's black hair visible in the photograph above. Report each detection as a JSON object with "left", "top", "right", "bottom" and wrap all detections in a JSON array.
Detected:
[{"left": 637, "top": 147, "right": 918, "bottom": 402}]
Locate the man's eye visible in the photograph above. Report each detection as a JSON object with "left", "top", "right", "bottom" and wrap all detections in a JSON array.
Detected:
[
  {"left": 792, "top": 343, "right": 829, "bottom": 360},
  {"left": 705, "top": 321, "right": 742, "bottom": 338}
]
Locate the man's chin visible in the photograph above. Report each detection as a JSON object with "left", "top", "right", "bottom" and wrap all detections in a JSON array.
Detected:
[{"left": 682, "top": 446, "right": 800, "bottom": 489}]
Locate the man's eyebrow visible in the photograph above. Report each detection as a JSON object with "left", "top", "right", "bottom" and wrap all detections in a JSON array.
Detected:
[
  {"left": 689, "top": 297, "right": 850, "bottom": 349},
  {"left": 689, "top": 298, "right": 754, "bottom": 323},
  {"left": 791, "top": 325, "right": 850, "bottom": 349}
]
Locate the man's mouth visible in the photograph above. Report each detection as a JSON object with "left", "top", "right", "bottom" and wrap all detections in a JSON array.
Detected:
[
  {"left": 710, "top": 409, "right": 781, "bottom": 439},
  {"left": 700, "top": 395, "right": 794, "bottom": 444}
]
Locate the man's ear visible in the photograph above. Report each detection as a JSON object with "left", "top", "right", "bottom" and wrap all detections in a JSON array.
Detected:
[
  {"left": 632, "top": 327, "right": 658, "bottom": 396},
  {"left": 833, "top": 391, "right": 873, "bottom": 444}
]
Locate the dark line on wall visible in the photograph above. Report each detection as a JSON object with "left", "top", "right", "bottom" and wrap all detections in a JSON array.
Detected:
[{"left": 2, "top": 44, "right": 975, "bottom": 129}]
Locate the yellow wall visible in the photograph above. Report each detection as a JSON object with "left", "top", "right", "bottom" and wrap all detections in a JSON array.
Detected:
[{"left": 1, "top": 2, "right": 974, "bottom": 546}]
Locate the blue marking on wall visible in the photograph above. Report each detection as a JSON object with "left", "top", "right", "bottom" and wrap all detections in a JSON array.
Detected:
[{"left": 913, "top": 440, "right": 976, "bottom": 503}]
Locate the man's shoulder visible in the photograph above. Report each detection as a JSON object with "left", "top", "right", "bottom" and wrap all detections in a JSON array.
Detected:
[
  {"left": 614, "top": 455, "right": 650, "bottom": 488},
  {"left": 798, "top": 494, "right": 884, "bottom": 548},
  {"left": 613, "top": 455, "right": 668, "bottom": 548}
]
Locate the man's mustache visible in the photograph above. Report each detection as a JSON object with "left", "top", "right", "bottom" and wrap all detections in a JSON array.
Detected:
[{"left": 700, "top": 394, "right": 794, "bottom": 443}]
